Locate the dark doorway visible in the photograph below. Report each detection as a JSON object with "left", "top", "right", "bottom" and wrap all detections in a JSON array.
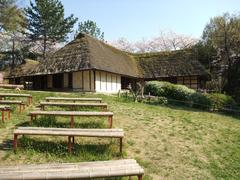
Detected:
[
  {"left": 53, "top": 74, "right": 63, "bottom": 88},
  {"left": 121, "top": 76, "right": 137, "bottom": 89},
  {"left": 68, "top": 73, "right": 73, "bottom": 88}
]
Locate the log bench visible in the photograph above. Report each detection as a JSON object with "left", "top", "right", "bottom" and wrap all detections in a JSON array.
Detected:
[
  {"left": 45, "top": 97, "right": 102, "bottom": 103},
  {"left": 0, "top": 84, "right": 24, "bottom": 90},
  {"left": 0, "top": 105, "right": 11, "bottom": 123},
  {"left": 0, "top": 159, "right": 144, "bottom": 179},
  {"left": 39, "top": 101, "right": 107, "bottom": 111},
  {"left": 0, "top": 100, "right": 25, "bottom": 113},
  {"left": 13, "top": 127, "right": 124, "bottom": 153},
  {"left": 28, "top": 111, "right": 114, "bottom": 128},
  {"left": 0, "top": 93, "right": 32, "bottom": 105}
]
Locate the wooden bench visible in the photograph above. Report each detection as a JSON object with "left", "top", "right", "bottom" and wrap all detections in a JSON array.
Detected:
[
  {"left": 46, "top": 97, "right": 102, "bottom": 103},
  {"left": 0, "top": 159, "right": 144, "bottom": 179},
  {"left": 0, "top": 93, "right": 32, "bottom": 105},
  {"left": 0, "top": 105, "right": 11, "bottom": 123},
  {"left": 0, "top": 100, "right": 25, "bottom": 112},
  {"left": 28, "top": 111, "right": 114, "bottom": 128},
  {"left": 39, "top": 102, "right": 108, "bottom": 111},
  {"left": 13, "top": 127, "right": 124, "bottom": 153},
  {"left": 0, "top": 84, "right": 24, "bottom": 90}
]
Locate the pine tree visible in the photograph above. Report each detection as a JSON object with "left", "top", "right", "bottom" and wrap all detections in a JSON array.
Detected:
[
  {"left": 25, "top": 0, "right": 78, "bottom": 60},
  {"left": 76, "top": 20, "right": 104, "bottom": 40}
]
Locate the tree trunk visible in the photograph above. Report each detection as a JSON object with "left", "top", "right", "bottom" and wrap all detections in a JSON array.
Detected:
[
  {"left": 11, "top": 38, "right": 15, "bottom": 68},
  {"left": 43, "top": 34, "right": 47, "bottom": 60}
]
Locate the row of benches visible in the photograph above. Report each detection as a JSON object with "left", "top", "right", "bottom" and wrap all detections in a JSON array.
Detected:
[{"left": 1, "top": 95, "right": 144, "bottom": 179}]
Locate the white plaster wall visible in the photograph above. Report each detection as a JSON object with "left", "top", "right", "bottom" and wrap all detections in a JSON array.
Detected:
[{"left": 95, "top": 70, "right": 121, "bottom": 93}]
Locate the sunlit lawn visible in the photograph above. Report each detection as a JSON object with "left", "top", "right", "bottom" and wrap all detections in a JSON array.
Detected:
[{"left": 0, "top": 89, "right": 239, "bottom": 179}]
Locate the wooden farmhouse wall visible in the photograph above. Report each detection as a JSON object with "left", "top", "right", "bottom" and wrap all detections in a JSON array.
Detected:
[
  {"left": 177, "top": 76, "right": 199, "bottom": 89},
  {"left": 72, "top": 70, "right": 95, "bottom": 91}
]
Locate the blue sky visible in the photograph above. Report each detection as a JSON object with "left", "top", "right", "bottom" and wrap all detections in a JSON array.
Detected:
[{"left": 23, "top": 0, "right": 240, "bottom": 42}]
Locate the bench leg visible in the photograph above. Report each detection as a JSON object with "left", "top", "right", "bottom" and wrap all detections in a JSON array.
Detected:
[
  {"left": 7, "top": 111, "right": 10, "bottom": 120},
  {"left": 108, "top": 116, "right": 113, "bottom": 128},
  {"left": 13, "top": 134, "right": 18, "bottom": 152},
  {"left": 138, "top": 175, "right": 143, "bottom": 180},
  {"left": 72, "top": 136, "right": 75, "bottom": 145},
  {"left": 70, "top": 116, "right": 74, "bottom": 128},
  {"left": 19, "top": 105, "right": 22, "bottom": 113},
  {"left": 41, "top": 105, "right": 44, "bottom": 111},
  {"left": 29, "top": 97, "right": 32, "bottom": 105},
  {"left": 30, "top": 115, "right": 33, "bottom": 125},
  {"left": 68, "top": 136, "right": 72, "bottom": 153},
  {"left": 1, "top": 110, "right": 4, "bottom": 123},
  {"left": 120, "top": 138, "right": 123, "bottom": 153}
]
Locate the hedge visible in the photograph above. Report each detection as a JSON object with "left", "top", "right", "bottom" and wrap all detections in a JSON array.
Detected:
[{"left": 145, "top": 81, "right": 238, "bottom": 111}]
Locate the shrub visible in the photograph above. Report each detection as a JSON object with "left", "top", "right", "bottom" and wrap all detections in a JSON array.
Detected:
[
  {"left": 190, "top": 92, "right": 212, "bottom": 110},
  {"left": 145, "top": 81, "right": 195, "bottom": 101},
  {"left": 205, "top": 93, "right": 237, "bottom": 111},
  {"left": 144, "top": 81, "right": 238, "bottom": 112}
]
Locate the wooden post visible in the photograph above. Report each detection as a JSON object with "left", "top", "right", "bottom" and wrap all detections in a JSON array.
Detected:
[
  {"left": 120, "top": 138, "right": 123, "bottom": 153},
  {"left": 1, "top": 110, "right": 4, "bottom": 123},
  {"left": 29, "top": 96, "right": 32, "bottom": 105},
  {"left": 108, "top": 116, "right": 113, "bottom": 128},
  {"left": 30, "top": 115, "right": 33, "bottom": 125},
  {"left": 7, "top": 111, "right": 10, "bottom": 120},
  {"left": 19, "top": 105, "right": 22, "bottom": 113},
  {"left": 70, "top": 116, "right": 74, "bottom": 128},
  {"left": 68, "top": 136, "right": 72, "bottom": 153},
  {"left": 13, "top": 134, "right": 18, "bottom": 152}
]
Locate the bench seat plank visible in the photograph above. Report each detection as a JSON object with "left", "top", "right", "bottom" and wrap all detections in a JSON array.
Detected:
[
  {"left": 45, "top": 97, "right": 102, "bottom": 102},
  {"left": 0, "top": 159, "right": 144, "bottom": 179},
  {"left": 0, "top": 100, "right": 23, "bottom": 104},
  {"left": 29, "top": 111, "right": 113, "bottom": 116},
  {"left": 40, "top": 102, "right": 107, "bottom": 107},
  {"left": 15, "top": 127, "right": 124, "bottom": 138},
  {"left": 0, "top": 93, "right": 32, "bottom": 97}
]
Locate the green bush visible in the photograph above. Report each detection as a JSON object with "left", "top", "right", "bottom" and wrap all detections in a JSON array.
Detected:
[
  {"left": 145, "top": 81, "right": 195, "bottom": 101},
  {"left": 144, "top": 81, "right": 238, "bottom": 112},
  {"left": 205, "top": 93, "right": 237, "bottom": 111},
  {"left": 190, "top": 92, "right": 212, "bottom": 109}
]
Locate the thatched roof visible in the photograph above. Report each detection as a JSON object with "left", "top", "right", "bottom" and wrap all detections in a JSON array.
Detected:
[
  {"left": 131, "top": 50, "right": 209, "bottom": 79},
  {"left": 7, "top": 34, "right": 209, "bottom": 80},
  {"left": 5, "top": 59, "right": 39, "bottom": 78},
  {"left": 32, "top": 33, "right": 141, "bottom": 78}
]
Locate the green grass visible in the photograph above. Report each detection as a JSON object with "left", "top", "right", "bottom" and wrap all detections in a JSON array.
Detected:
[{"left": 0, "top": 89, "right": 239, "bottom": 179}]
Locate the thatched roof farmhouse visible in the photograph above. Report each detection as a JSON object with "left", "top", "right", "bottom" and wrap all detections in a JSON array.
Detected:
[{"left": 7, "top": 33, "right": 209, "bottom": 92}]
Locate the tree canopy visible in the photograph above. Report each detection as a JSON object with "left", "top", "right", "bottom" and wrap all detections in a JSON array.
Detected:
[
  {"left": 76, "top": 20, "right": 104, "bottom": 40},
  {"left": 202, "top": 13, "right": 240, "bottom": 93},
  {"left": 25, "top": 0, "right": 78, "bottom": 60}
]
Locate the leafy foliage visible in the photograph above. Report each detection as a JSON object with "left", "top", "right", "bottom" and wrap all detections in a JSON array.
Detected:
[
  {"left": 145, "top": 81, "right": 195, "bottom": 101},
  {"left": 25, "top": 0, "right": 78, "bottom": 59},
  {"left": 145, "top": 81, "right": 238, "bottom": 111},
  {"left": 76, "top": 20, "right": 104, "bottom": 40}
]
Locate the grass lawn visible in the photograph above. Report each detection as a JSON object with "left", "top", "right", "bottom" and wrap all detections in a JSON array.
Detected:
[{"left": 0, "top": 89, "right": 239, "bottom": 179}]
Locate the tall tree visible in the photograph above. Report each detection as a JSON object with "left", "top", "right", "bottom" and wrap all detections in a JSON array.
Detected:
[
  {"left": 0, "top": 0, "right": 26, "bottom": 67},
  {"left": 202, "top": 13, "right": 240, "bottom": 93},
  {"left": 25, "top": 0, "right": 78, "bottom": 60},
  {"left": 76, "top": 20, "right": 104, "bottom": 40}
]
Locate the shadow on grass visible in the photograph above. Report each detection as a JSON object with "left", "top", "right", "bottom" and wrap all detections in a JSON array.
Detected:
[
  {"left": 16, "top": 116, "right": 107, "bottom": 128},
  {"left": 16, "top": 137, "right": 121, "bottom": 157},
  {"left": 145, "top": 101, "right": 240, "bottom": 120},
  {"left": 0, "top": 139, "right": 13, "bottom": 151}
]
